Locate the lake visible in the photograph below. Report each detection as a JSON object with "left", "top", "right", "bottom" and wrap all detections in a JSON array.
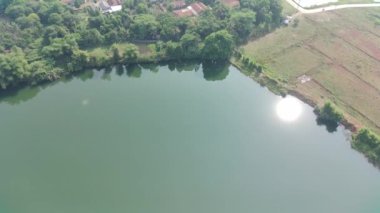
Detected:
[{"left": 1, "top": 62, "right": 380, "bottom": 213}]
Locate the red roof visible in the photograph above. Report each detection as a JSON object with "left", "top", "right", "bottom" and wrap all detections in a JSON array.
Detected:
[
  {"left": 173, "top": 1, "right": 208, "bottom": 17},
  {"left": 190, "top": 2, "right": 207, "bottom": 13},
  {"left": 173, "top": 9, "right": 194, "bottom": 17}
]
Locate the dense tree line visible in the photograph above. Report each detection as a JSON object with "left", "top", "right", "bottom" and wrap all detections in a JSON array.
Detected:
[{"left": 0, "top": 0, "right": 283, "bottom": 89}]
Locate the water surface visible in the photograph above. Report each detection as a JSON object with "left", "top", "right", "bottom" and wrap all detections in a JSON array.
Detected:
[{"left": 1, "top": 63, "right": 380, "bottom": 213}]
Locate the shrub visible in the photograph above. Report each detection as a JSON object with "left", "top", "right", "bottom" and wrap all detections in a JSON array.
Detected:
[
  {"left": 316, "top": 102, "right": 343, "bottom": 123},
  {"left": 352, "top": 128, "right": 380, "bottom": 164}
]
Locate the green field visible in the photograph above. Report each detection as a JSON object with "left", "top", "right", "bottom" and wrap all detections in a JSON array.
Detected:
[{"left": 241, "top": 8, "right": 380, "bottom": 135}]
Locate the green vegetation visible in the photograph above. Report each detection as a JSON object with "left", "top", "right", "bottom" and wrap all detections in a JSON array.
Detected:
[
  {"left": 0, "top": 0, "right": 282, "bottom": 90},
  {"left": 314, "top": 101, "right": 344, "bottom": 132},
  {"left": 316, "top": 102, "right": 343, "bottom": 124},
  {"left": 352, "top": 128, "right": 380, "bottom": 166}
]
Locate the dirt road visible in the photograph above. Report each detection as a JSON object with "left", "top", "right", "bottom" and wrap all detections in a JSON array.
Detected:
[{"left": 286, "top": 0, "right": 380, "bottom": 13}]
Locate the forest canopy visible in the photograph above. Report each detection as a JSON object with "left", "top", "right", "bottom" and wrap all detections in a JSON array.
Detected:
[{"left": 0, "top": 0, "right": 282, "bottom": 89}]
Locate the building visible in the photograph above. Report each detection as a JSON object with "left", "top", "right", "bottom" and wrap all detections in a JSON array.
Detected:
[
  {"left": 173, "top": 2, "right": 208, "bottom": 17},
  {"left": 173, "top": 8, "right": 194, "bottom": 17},
  {"left": 99, "top": 0, "right": 123, "bottom": 13}
]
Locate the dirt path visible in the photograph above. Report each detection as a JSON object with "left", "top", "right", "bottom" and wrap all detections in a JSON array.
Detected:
[{"left": 286, "top": 0, "right": 380, "bottom": 13}]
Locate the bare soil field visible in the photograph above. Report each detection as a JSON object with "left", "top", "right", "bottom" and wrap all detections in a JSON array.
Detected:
[{"left": 241, "top": 8, "right": 380, "bottom": 134}]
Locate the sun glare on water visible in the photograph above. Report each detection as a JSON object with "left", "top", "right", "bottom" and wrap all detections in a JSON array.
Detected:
[{"left": 276, "top": 96, "right": 303, "bottom": 122}]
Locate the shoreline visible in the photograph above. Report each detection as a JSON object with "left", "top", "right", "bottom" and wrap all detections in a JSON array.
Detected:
[
  {"left": 0, "top": 55, "right": 378, "bottom": 166},
  {"left": 229, "top": 58, "right": 359, "bottom": 133},
  {"left": 230, "top": 54, "right": 380, "bottom": 167},
  {"left": 0, "top": 54, "right": 366, "bottom": 136}
]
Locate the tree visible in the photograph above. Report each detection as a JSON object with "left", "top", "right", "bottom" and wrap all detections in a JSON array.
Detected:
[
  {"left": 157, "top": 14, "right": 182, "bottom": 41},
  {"left": 269, "top": 0, "right": 282, "bottom": 25},
  {"left": 0, "top": 47, "right": 30, "bottom": 89},
  {"left": 15, "top": 13, "right": 41, "bottom": 29},
  {"left": 136, "top": 2, "right": 148, "bottom": 14},
  {"left": 77, "top": 29, "right": 104, "bottom": 48},
  {"left": 202, "top": 30, "right": 234, "bottom": 60},
  {"left": 88, "top": 15, "right": 105, "bottom": 29},
  {"left": 179, "top": 32, "right": 202, "bottom": 59},
  {"left": 46, "top": 2, "right": 65, "bottom": 15},
  {"left": 355, "top": 128, "right": 380, "bottom": 149},
  {"left": 111, "top": 44, "right": 121, "bottom": 63},
  {"left": 229, "top": 10, "right": 256, "bottom": 41},
  {"left": 48, "top": 13, "right": 63, "bottom": 25},
  {"left": 123, "top": 43, "right": 138, "bottom": 62},
  {"left": 130, "top": 14, "right": 159, "bottom": 40},
  {"left": 29, "top": 60, "right": 60, "bottom": 83},
  {"left": 41, "top": 35, "right": 79, "bottom": 62},
  {"left": 240, "top": 0, "right": 282, "bottom": 26},
  {"left": 104, "top": 30, "right": 121, "bottom": 44},
  {"left": 212, "top": 3, "right": 230, "bottom": 20},
  {"left": 353, "top": 128, "right": 380, "bottom": 164},
  {"left": 62, "top": 12, "right": 80, "bottom": 32},
  {"left": 164, "top": 41, "right": 181, "bottom": 59},
  {"left": 5, "top": 4, "right": 29, "bottom": 19},
  {"left": 316, "top": 102, "right": 343, "bottom": 123},
  {"left": 69, "top": 50, "right": 89, "bottom": 71},
  {"left": 190, "top": 10, "right": 224, "bottom": 38},
  {"left": 43, "top": 25, "right": 68, "bottom": 45}
]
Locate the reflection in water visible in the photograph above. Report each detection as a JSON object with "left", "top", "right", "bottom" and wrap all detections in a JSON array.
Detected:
[
  {"left": 316, "top": 117, "right": 339, "bottom": 133},
  {"left": 76, "top": 69, "right": 95, "bottom": 81},
  {"left": 101, "top": 67, "right": 113, "bottom": 81},
  {"left": 115, "top": 65, "right": 125, "bottom": 76},
  {"left": 276, "top": 96, "right": 303, "bottom": 122},
  {"left": 167, "top": 60, "right": 201, "bottom": 72},
  {"left": 140, "top": 63, "right": 159, "bottom": 73},
  {"left": 126, "top": 64, "right": 142, "bottom": 78},
  {"left": 202, "top": 61, "right": 230, "bottom": 81},
  {"left": 0, "top": 61, "right": 230, "bottom": 106},
  {"left": 0, "top": 86, "right": 41, "bottom": 105}
]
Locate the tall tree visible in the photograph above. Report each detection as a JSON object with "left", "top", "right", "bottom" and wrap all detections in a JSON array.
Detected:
[
  {"left": 130, "top": 14, "right": 159, "bottom": 40},
  {"left": 180, "top": 32, "right": 202, "bottom": 59},
  {"left": 229, "top": 10, "right": 256, "bottom": 41},
  {"left": 0, "top": 47, "right": 30, "bottom": 89},
  {"left": 202, "top": 30, "right": 234, "bottom": 60}
]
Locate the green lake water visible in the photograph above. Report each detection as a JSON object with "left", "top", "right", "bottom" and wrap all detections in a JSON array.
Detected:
[{"left": 1, "top": 63, "right": 380, "bottom": 213}]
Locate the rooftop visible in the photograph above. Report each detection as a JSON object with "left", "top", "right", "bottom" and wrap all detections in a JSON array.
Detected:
[{"left": 173, "top": 2, "right": 209, "bottom": 17}]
